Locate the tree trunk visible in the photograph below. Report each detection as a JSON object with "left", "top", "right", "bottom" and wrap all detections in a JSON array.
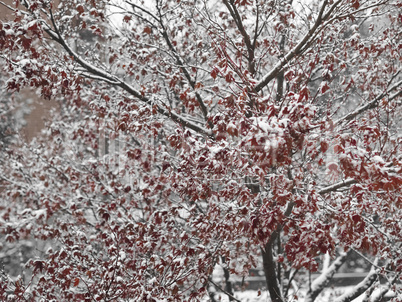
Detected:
[
  {"left": 222, "top": 257, "right": 234, "bottom": 301},
  {"left": 262, "top": 231, "right": 283, "bottom": 302}
]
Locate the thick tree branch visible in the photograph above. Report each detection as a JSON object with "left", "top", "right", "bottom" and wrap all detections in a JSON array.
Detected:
[
  {"left": 262, "top": 230, "right": 283, "bottom": 302},
  {"left": 304, "top": 251, "right": 350, "bottom": 302},
  {"left": 334, "top": 265, "right": 379, "bottom": 302},
  {"left": 261, "top": 174, "right": 296, "bottom": 302},
  {"left": 369, "top": 273, "right": 399, "bottom": 302},
  {"left": 222, "top": 259, "right": 235, "bottom": 301}
]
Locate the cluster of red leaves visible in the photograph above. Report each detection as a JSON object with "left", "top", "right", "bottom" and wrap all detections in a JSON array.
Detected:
[{"left": 0, "top": 0, "right": 401, "bottom": 301}]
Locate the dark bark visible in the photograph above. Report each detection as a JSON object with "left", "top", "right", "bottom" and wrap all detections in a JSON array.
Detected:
[
  {"left": 223, "top": 265, "right": 234, "bottom": 301},
  {"left": 262, "top": 231, "right": 283, "bottom": 302},
  {"left": 220, "top": 256, "right": 235, "bottom": 301}
]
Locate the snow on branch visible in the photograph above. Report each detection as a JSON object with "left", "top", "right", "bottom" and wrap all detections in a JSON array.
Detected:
[
  {"left": 368, "top": 273, "right": 400, "bottom": 302},
  {"left": 208, "top": 279, "right": 241, "bottom": 302},
  {"left": 334, "top": 264, "right": 379, "bottom": 302},
  {"left": 304, "top": 251, "right": 350, "bottom": 302},
  {"left": 335, "top": 78, "right": 402, "bottom": 124},
  {"left": 41, "top": 8, "right": 213, "bottom": 137},
  {"left": 318, "top": 179, "right": 357, "bottom": 195},
  {"left": 254, "top": 0, "right": 334, "bottom": 92}
]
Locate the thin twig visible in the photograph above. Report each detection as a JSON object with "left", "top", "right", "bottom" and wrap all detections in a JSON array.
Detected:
[{"left": 208, "top": 279, "right": 242, "bottom": 302}]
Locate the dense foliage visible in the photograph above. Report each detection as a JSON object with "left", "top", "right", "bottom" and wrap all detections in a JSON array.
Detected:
[{"left": 0, "top": 0, "right": 401, "bottom": 301}]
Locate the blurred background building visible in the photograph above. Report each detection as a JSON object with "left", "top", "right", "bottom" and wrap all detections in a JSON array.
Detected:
[{"left": 0, "top": 0, "right": 57, "bottom": 142}]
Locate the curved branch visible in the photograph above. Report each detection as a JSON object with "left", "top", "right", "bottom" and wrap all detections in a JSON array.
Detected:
[
  {"left": 304, "top": 251, "right": 350, "bottom": 302},
  {"left": 334, "top": 265, "right": 379, "bottom": 302},
  {"left": 41, "top": 9, "right": 213, "bottom": 137},
  {"left": 156, "top": 5, "right": 212, "bottom": 128},
  {"left": 262, "top": 230, "right": 283, "bottom": 302}
]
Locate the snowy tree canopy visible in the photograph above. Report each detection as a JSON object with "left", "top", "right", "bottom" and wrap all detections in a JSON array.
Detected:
[{"left": 0, "top": 0, "right": 401, "bottom": 301}]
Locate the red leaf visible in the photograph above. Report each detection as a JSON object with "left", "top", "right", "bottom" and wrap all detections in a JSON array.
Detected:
[
  {"left": 320, "top": 141, "right": 329, "bottom": 153},
  {"left": 211, "top": 67, "right": 219, "bottom": 79},
  {"left": 225, "top": 72, "right": 234, "bottom": 83},
  {"left": 334, "top": 145, "right": 344, "bottom": 154},
  {"left": 33, "top": 260, "right": 45, "bottom": 274},
  {"left": 20, "top": 36, "right": 32, "bottom": 50},
  {"left": 143, "top": 26, "right": 152, "bottom": 34},
  {"left": 162, "top": 161, "right": 170, "bottom": 171},
  {"left": 298, "top": 86, "right": 309, "bottom": 101},
  {"left": 194, "top": 82, "right": 203, "bottom": 89},
  {"left": 321, "top": 82, "right": 330, "bottom": 94},
  {"left": 351, "top": 0, "right": 360, "bottom": 9},
  {"left": 327, "top": 163, "right": 338, "bottom": 172},
  {"left": 76, "top": 5, "right": 84, "bottom": 15},
  {"left": 27, "top": 22, "right": 38, "bottom": 31},
  {"left": 62, "top": 79, "right": 69, "bottom": 88}
]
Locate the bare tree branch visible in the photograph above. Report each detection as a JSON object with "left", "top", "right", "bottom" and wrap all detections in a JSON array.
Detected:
[
  {"left": 155, "top": 3, "right": 212, "bottom": 128},
  {"left": 222, "top": 0, "right": 256, "bottom": 74}
]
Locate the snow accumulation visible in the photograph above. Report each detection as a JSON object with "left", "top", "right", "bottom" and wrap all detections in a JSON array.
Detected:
[{"left": 200, "top": 286, "right": 396, "bottom": 302}]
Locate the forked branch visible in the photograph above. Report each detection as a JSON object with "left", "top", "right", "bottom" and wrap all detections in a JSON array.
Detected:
[{"left": 39, "top": 8, "right": 213, "bottom": 137}]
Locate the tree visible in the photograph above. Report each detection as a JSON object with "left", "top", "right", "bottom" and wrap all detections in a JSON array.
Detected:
[{"left": 0, "top": 0, "right": 401, "bottom": 301}]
